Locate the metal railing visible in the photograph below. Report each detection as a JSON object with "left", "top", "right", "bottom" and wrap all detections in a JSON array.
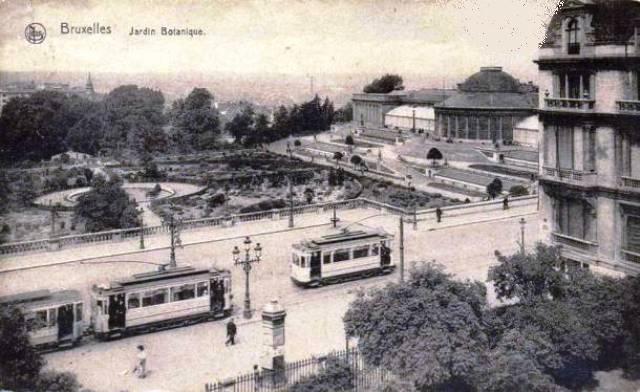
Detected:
[
  {"left": 622, "top": 248, "right": 640, "bottom": 264},
  {"left": 617, "top": 100, "right": 640, "bottom": 114},
  {"left": 544, "top": 97, "right": 595, "bottom": 111},
  {"left": 204, "top": 348, "right": 391, "bottom": 392},
  {"left": 621, "top": 176, "right": 640, "bottom": 189}
]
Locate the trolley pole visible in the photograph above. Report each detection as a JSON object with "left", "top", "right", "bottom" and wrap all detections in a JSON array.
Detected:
[
  {"left": 399, "top": 215, "right": 405, "bottom": 283},
  {"left": 288, "top": 177, "right": 294, "bottom": 228},
  {"left": 139, "top": 209, "right": 145, "bottom": 250},
  {"left": 331, "top": 205, "right": 339, "bottom": 228}
]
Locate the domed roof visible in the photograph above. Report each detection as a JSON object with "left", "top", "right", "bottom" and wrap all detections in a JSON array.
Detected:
[{"left": 458, "top": 67, "right": 521, "bottom": 93}]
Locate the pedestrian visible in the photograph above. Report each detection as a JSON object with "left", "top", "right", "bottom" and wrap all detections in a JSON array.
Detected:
[
  {"left": 427, "top": 169, "right": 432, "bottom": 178},
  {"left": 435, "top": 207, "right": 442, "bottom": 223},
  {"left": 503, "top": 196, "right": 509, "bottom": 210},
  {"left": 253, "top": 364, "right": 262, "bottom": 390},
  {"left": 226, "top": 318, "right": 237, "bottom": 346},
  {"left": 134, "top": 345, "right": 147, "bottom": 378}
]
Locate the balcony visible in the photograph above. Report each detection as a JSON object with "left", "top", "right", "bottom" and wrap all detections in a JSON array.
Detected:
[
  {"left": 622, "top": 248, "right": 640, "bottom": 264},
  {"left": 617, "top": 100, "right": 640, "bottom": 114},
  {"left": 620, "top": 176, "right": 640, "bottom": 190},
  {"left": 542, "top": 167, "right": 597, "bottom": 186},
  {"left": 552, "top": 232, "right": 598, "bottom": 256},
  {"left": 544, "top": 97, "right": 595, "bottom": 112}
]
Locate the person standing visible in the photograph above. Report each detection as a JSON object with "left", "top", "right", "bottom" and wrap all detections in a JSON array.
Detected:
[
  {"left": 134, "top": 345, "right": 147, "bottom": 378},
  {"left": 226, "top": 318, "right": 237, "bottom": 346},
  {"left": 435, "top": 207, "right": 442, "bottom": 223},
  {"left": 503, "top": 196, "right": 509, "bottom": 210}
]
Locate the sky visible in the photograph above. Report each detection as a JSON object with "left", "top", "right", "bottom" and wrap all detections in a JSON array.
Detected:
[{"left": 0, "top": 0, "right": 560, "bottom": 85}]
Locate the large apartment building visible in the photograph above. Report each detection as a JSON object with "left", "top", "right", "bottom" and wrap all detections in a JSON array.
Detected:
[{"left": 537, "top": 0, "right": 640, "bottom": 274}]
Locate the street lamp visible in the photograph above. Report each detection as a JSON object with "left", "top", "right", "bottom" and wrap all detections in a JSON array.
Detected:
[
  {"left": 138, "top": 208, "right": 145, "bottom": 250},
  {"left": 517, "top": 217, "right": 526, "bottom": 255},
  {"left": 233, "top": 236, "right": 262, "bottom": 319}
]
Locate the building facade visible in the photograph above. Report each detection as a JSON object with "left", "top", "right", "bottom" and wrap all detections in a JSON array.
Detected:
[
  {"left": 352, "top": 88, "right": 455, "bottom": 130},
  {"left": 537, "top": 0, "right": 640, "bottom": 274},
  {"left": 434, "top": 67, "right": 538, "bottom": 142}
]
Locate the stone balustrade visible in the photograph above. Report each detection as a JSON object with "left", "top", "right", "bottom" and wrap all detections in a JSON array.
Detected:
[{"left": 0, "top": 195, "right": 538, "bottom": 257}]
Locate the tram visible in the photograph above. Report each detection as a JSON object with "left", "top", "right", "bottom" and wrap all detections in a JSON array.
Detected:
[
  {"left": 0, "top": 289, "right": 84, "bottom": 350},
  {"left": 290, "top": 225, "right": 394, "bottom": 287},
  {"left": 92, "top": 265, "right": 232, "bottom": 340}
]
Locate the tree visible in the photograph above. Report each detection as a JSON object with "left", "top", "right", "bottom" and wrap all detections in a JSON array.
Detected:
[
  {"left": 252, "top": 113, "right": 271, "bottom": 147},
  {"left": 289, "top": 357, "right": 354, "bottom": 392},
  {"left": 509, "top": 185, "right": 529, "bottom": 197},
  {"left": 102, "top": 85, "right": 166, "bottom": 155},
  {"left": 294, "top": 139, "right": 302, "bottom": 147},
  {"left": 363, "top": 74, "right": 404, "bottom": 94},
  {"left": 74, "top": 175, "right": 140, "bottom": 232},
  {"left": 488, "top": 244, "right": 566, "bottom": 305},
  {"left": 333, "top": 151, "right": 344, "bottom": 167},
  {"left": 344, "top": 263, "right": 488, "bottom": 391},
  {"left": 345, "top": 135, "right": 354, "bottom": 146},
  {"left": 170, "top": 88, "right": 221, "bottom": 150},
  {"left": 0, "top": 305, "right": 44, "bottom": 391},
  {"left": 426, "top": 147, "right": 443, "bottom": 166},
  {"left": 349, "top": 155, "right": 362, "bottom": 168},
  {"left": 225, "top": 106, "right": 255, "bottom": 145},
  {"left": 304, "top": 188, "right": 315, "bottom": 204},
  {"left": 486, "top": 178, "right": 503, "bottom": 199}
]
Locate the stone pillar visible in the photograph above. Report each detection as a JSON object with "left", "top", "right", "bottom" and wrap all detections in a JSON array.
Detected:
[{"left": 261, "top": 299, "right": 286, "bottom": 374}]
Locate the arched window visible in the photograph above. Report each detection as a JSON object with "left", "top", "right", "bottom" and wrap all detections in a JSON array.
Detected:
[{"left": 567, "top": 18, "right": 580, "bottom": 54}]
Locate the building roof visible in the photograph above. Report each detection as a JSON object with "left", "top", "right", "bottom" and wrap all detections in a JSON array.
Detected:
[
  {"left": 436, "top": 92, "right": 537, "bottom": 110},
  {"left": 403, "top": 88, "right": 457, "bottom": 104},
  {"left": 542, "top": 0, "right": 640, "bottom": 46},
  {"left": 514, "top": 115, "right": 539, "bottom": 130},
  {"left": 458, "top": 67, "right": 522, "bottom": 93},
  {"left": 385, "top": 105, "right": 435, "bottom": 119}
]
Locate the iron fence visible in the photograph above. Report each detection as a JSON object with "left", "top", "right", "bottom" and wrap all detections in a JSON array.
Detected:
[{"left": 204, "top": 348, "right": 391, "bottom": 392}]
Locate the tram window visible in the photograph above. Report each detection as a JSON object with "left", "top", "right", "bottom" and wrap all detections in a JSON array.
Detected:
[
  {"left": 334, "top": 249, "right": 350, "bottom": 262},
  {"left": 196, "top": 282, "right": 209, "bottom": 297},
  {"left": 292, "top": 254, "right": 299, "bottom": 266},
  {"left": 371, "top": 244, "right": 380, "bottom": 256},
  {"left": 75, "top": 303, "right": 83, "bottom": 322},
  {"left": 128, "top": 293, "right": 141, "bottom": 309},
  {"left": 47, "top": 308, "right": 57, "bottom": 327},
  {"left": 33, "top": 310, "right": 47, "bottom": 330},
  {"left": 323, "top": 253, "right": 331, "bottom": 264},
  {"left": 171, "top": 284, "right": 196, "bottom": 301},
  {"left": 353, "top": 246, "right": 369, "bottom": 259},
  {"left": 142, "top": 288, "right": 169, "bottom": 307},
  {"left": 300, "top": 256, "right": 306, "bottom": 268}
]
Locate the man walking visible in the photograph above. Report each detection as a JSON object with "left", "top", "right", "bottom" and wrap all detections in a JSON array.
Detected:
[
  {"left": 226, "top": 318, "right": 237, "bottom": 346},
  {"left": 435, "top": 207, "right": 442, "bottom": 223},
  {"left": 503, "top": 196, "right": 509, "bottom": 210}
]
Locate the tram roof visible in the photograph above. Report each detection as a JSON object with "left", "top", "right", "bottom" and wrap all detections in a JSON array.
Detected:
[
  {"left": 0, "top": 289, "right": 81, "bottom": 308},
  {"left": 108, "top": 265, "right": 224, "bottom": 289},
  {"left": 296, "top": 226, "right": 391, "bottom": 249}
]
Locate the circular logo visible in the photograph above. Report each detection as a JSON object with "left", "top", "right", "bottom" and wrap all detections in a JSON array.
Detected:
[{"left": 25, "top": 23, "right": 46, "bottom": 44}]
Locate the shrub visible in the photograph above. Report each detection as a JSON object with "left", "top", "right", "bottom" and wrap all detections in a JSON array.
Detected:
[{"left": 509, "top": 185, "right": 529, "bottom": 197}]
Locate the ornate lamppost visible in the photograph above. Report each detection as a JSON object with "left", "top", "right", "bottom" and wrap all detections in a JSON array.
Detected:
[{"left": 233, "top": 236, "right": 262, "bottom": 319}]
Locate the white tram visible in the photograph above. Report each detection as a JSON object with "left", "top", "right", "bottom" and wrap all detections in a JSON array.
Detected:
[
  {"left": 91, "top": 265, "right": 232, "bottom": 339},
  {"left": 290, "top": 226, "right": 394, "bottom": 286},
  {"left": 0, "top": 289, "right": 84, "bottom": 350}
]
